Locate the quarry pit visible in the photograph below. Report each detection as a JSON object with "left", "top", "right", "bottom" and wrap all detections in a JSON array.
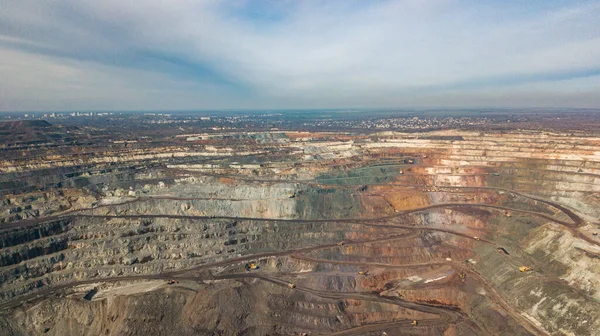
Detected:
[{"left": 1, "top": 118, "right": 600, "bottom": 336}]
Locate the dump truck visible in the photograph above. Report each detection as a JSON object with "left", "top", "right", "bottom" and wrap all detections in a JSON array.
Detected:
[
  {"left": 167, "top": 279, "right": 178, "bottom": 285},
  {"left": 505, "top": 211, "right": 512, "bottom": 217},
  {"left": 358, "top": 271, "right": 369, "bottom": 276},
  {"left": 288, "top": 283, "right": 296, "bottom": 289},
  {"left": 519, "top": 266, "right": 532, "bottom": 272},
  {"left": 459, "top": 272, "right": 466, "bottom": 282},
  {"left": 496, "top": 247, "right": 509, "bottom": 255},
  {"left": 411, "top": 320, "right": 418, "bottom": 325},
  {"left": 473, "top": 236, "right": 481, "bottom": 241}
]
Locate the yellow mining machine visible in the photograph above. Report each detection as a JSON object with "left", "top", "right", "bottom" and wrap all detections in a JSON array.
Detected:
[
  {"left": 496, "top": 247, "right": 509, "bottom": 255},
  {"left": 519, "top": 266, "right": 532, "bottom": 272},
  {"left": 245, "top": 263, "right": 259, "bottom": 272}
]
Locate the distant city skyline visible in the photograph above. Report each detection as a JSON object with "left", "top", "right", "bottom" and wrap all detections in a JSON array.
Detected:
[{"left": 1, "top": 0, "right": 600, "bottom": 112}]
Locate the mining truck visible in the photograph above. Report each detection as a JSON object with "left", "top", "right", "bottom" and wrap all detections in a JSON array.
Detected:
[
  {"left": 411, "top": 320, "right": 418, "bottom": 325},
  {"left": 519, "top": 266, "right": 532, "bottom": 272},
  {"left": 288, "top": 283, "right": 296, "bottom": 289},
  {"left": 497, "top": 247, "right": 509, "bottom": 255},
  {"left": 358, "top": 271, "right": 369, "bottom": 275}
]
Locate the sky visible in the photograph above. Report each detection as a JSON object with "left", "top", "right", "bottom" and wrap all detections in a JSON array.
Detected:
[{"left": 1, "top": 0, "right": 600, "bottom": 112}]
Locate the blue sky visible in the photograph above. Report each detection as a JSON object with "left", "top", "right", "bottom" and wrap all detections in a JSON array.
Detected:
[{"left": 1, "top": 0, "right": 599, "bottom": 111}]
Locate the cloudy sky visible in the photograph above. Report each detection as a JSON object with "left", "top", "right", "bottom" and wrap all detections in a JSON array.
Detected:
[{"left": 1, "top": 0, "right": 599, "bottom": 111}]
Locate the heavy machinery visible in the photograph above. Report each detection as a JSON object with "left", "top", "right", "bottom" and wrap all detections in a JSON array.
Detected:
[
  {"left": 473, "top": 236, "right": 481, "bottom": 241},
  {"left": 411, "top": 320, "right": 418, "bottom": 325},
  {"left": 519, "top": 266, "right": 532, "bottom": 272},
  {"left": 288, "top": 283, "right": 296, "bottom": 289},
  {"left": 337, "top": 241, "right": 345, "bottom": 246},
  {"left": 459, "top": 272, "right": 466, "bottom": 282},
  {"left": 244, "top": 263, "right": 259, "bottom": 272},
  {"left": 167, "top": 279, "right": 178, "bottom": 285},
  {"left": 505, "top": 211, "right": 512, "bottom": 217},
  {"left": 358, "top": 271, "right": 369, "bottom": 276},
  {"left": 497, "top": 247, "right": 510, "bottom": 255}
]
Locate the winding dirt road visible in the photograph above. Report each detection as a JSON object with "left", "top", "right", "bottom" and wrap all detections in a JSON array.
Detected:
[{"left": 2, "top": 184, "right": 590, "bottom": 335}]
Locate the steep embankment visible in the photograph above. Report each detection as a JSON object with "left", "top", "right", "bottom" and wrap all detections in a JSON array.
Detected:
[{"left": 1, "top": 130, "right": 599, "bottom": 335}]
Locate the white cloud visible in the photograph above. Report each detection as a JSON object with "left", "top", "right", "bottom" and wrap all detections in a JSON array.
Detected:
[
  {"left": 0, "top": 0, "right": 599, "bottom": 110},
  {"left": 0, "top": 48, "right": 236, "bottom": 111}
]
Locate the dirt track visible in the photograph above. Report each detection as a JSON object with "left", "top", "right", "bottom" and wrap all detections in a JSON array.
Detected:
[
  {"left": 0, "top": 206, "right": 551, "bottom": 335},
  {"left": 2, "top": 185, "right": 588, "bottom": 335}
]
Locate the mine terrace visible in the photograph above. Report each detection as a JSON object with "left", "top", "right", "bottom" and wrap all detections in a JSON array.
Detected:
[{"left": 0, "top": 110, "right": 599, "bottom": 336}]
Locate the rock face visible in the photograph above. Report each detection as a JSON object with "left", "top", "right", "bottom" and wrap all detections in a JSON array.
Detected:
[{"left": 1, "top": 126, "right": 600, "bottom": 336}]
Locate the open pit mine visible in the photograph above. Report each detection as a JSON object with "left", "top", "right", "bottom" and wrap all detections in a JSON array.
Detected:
[{"left": 0, "top": 117, "right": 599, "bottom": 336}]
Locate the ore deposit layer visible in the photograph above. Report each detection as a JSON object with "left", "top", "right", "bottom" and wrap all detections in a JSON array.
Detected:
[{"left": 1, "top": 129, "right": 600, "bottom": 336}]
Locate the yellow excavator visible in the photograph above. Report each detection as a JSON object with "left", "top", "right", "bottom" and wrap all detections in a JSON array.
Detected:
[
  {"left": 288, "top": 283, "right": 296, "bottom": 289},
  {"left": 244, "top": 263, "right": 259, "bottom": 272},
  {"left": 505, "top": 211, "right": 512, "bottom": 217},
  {"left": 519, "top": 266, "right": 532, "bottom": 272},
  {"left": 459, "top": 272, "right": 466, "bottom": 282},
  {"left": 358, "top": 271, "right": 369, "bottom": 276},
  {"left": 411, "top": 320, "right": 418, "bottom": 325}
]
